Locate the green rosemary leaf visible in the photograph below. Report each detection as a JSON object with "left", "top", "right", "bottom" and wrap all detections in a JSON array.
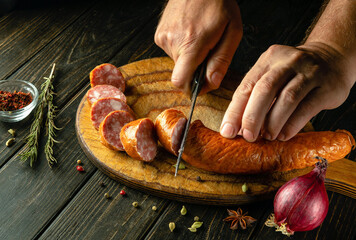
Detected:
[{"left": 20, "top": 63, "right": 59, "bottom": 167}]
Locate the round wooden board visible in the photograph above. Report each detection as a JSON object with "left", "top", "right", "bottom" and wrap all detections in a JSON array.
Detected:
[{"left": 75, "top": 57, "right": 312, "bottom": 206}]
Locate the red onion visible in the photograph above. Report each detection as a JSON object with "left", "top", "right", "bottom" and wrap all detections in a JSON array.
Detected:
[{"left": 265, "top": 157, "right": 329, "bottom": 236}]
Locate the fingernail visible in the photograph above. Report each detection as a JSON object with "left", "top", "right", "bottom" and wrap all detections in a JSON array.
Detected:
[
  {"left": 263, "top": 132, "right": 272, "bottom": 140},
  {"left": 211, "top": 72, "right": 223, "bottom": 88},
  {"left": 242, "top": 129, "right": 255, "bottom": 142},
  {"left": 277, "top": 133, "right": 285, "bottom": 141},
  {"left": 220, "top": 123, "right": 236, "bottom": 138}
]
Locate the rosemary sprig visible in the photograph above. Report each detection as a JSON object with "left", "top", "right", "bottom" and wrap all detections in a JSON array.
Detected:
[{"left": 21, "top": 64, "right": 59, "bottom": 167}]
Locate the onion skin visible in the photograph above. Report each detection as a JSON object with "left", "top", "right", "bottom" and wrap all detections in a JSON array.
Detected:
[{"left": 273, "top": 158, "right": 329, "bottom": 235}]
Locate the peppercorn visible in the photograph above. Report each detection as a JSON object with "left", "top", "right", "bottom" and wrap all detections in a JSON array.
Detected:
[
  {"left": 104, "top": 193, "right": 111, "bottom": 199},
  {"left": 120, "top": 190, "right": 126, "bottom": 196},
  {"left": 132, "top": 202, "right": 139, "bottom": 208},
  {"left": 76, "top": 165, "right": 84, "bottom": 172},
  {"left": 99, "top": 181, "right": 106, "bottom": 187},
  {"left": 77, "top": 160, "right": 82, "bottom": 165},
  {"left": 152, "top": 206, "right": 157, "bottom": 211},
  {"left": 194, "top": 216, "right": 199, "bottom": 222}
]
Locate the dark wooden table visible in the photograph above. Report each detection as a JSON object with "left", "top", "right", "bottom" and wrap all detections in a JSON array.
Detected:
[{"left": 0, "top": 0, "right": 355, "bottom": 239}]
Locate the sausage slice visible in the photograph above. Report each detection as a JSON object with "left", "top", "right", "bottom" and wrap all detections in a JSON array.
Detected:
[
  {"left": 90, "top": 97, "right": 134, "bottom": 130},
  {"left": 87, "top": 85, "right": 126, "bottom": 105},
  {"left": 120, "top": 118, "right": 157, "bottom": 162},
  {"left": 90, "top": 63, "right": 125, "bottom": 92},
  {"left": 99, "top": 110, "right": 135, "bottom": 151},
  {"left": 155, "top": 109, "right": 187, "bottom": 156}
]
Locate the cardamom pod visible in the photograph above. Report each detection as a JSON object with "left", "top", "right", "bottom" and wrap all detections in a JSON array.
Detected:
[
  {"left": 180, "top": 205, "right": 187, "bottom": 215},
  {"left": 169, "top": 222, "right": 175, "bottom": 232}
]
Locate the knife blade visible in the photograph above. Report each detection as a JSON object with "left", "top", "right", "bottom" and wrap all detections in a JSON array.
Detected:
[{"left": 175, "top": 60, "right": 207, "bottom": 176}]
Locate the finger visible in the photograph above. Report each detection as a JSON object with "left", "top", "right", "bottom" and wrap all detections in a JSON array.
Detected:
[
  {"left": 240, "top": 67, "right": 295, "bottom": 142},
  {"left": 200, "top": 20, "right": 243, "bottom": 94},
  {"left": 262, "top": 73, "right": 316, "bottom": 140},
  {"left": 277, "top": 88, "right": 325, "bottom": 141},
  {"left": 171, "top": 51, "right": 206, "bottom": 94},
  {"left": 219, "top": 63, "right": 267, "bottom": 138}
]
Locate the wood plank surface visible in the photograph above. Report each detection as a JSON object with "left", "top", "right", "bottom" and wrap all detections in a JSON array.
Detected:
[
  {"left": 39, "top": 170, "right": 170, "bottom": 240},
  {"left": 0, "top": 0, "right": 163, "bottom": 167}
]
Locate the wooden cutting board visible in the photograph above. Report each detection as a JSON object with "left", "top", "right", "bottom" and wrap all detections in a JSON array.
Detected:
[{"left": 76, "top": 57, "right": 356, "bottom": 205}]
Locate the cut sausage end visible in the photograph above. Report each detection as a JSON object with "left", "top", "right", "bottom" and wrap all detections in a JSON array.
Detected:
[
  {"left": 154, "top": 109, "right": 187, "bottom": 155},
  {"left": 121, "top": 118, "right": 157, "bottom": 162}
]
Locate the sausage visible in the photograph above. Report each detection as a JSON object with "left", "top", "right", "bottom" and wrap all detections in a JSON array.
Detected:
[
  {"left": 99, "top": 110, "right": 135, "bottom": 151},
  {"left": 87, "top": 85, "right": 126, "bottom": 105},
  {"left": 183, "top": 120, "right": 355, "bottom": 174},
  {"left": 155, "top": 109, "right": 355, "bottom": 174},
  {"left": 120, "top": 118, "right": 157, "bottom": 162},
  {"left": 90, "top": 97, "right": 134, "bottom": 130},
  {"left": 90, "top": 63, "right": 125, "bottom": 92},
  {"left": 154, "top": 109, "right": 187, "bottom": 155}
]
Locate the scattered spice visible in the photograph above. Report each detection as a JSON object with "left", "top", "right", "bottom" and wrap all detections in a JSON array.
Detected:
[
  {"left": 173, "top": 162, "right": 185, "bottom": 170},
  {"left": 180, "top": 205, "right": 187, "bottom": 215},
  {"left": 8, "top": 129, "right": 16, "bottom": 137},
  {"left": 169, "top": 222, "right": 175, "bottom": 232},
  {"left": 99, "top": 181, "right": 106, "bottom": 187},
  {"left": 104, "top": 193, "right": 111, "bottom": 199},
  {"left": 196, "top": 176, "right": 202, "bottom": 182},
  {"left": 77, "top": 160, "right": 82, "bottom": 165},
  {"left": 132, "top": 202, "right": 139, "bottom": 208},
  {"left": 6, "top": 138, "right": 15, "bottom": 147},
  {"left": 191, "top": 221, "right": 203, "bottom": 229},
  {"left": 242, "top": 183, "right": 248, "bottom": 193},
  {"left": 223, "top": 208, "right": 256, "bottom": 230},
  {"left": 120, "top": 190, "right": 126, "bottom": 196},
  {"left": 20, "top": 63, "right": 60, "bottom": 167},
  {"left": 194, "top": 216, "right": 199, "bottom": 222},
  {"left": 188, "top": 221, "right": 203, "bottom": 232},
  {"left": 76, "top": 165, "right": 84, "bottom": 172},
  {"left": 152, "top": 206, "right": 157, "bottom": 211},
  {"left": 0, "top": 90, "right": 32, "bottom": 111}
]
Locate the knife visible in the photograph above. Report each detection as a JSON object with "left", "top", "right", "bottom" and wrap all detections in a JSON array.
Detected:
[{"left": 175, "top": 60, "right": 207, "bottom": 176}]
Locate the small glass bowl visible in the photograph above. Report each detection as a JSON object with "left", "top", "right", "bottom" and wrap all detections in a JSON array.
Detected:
[{"left": 0, "top": 80, "right": 39, "bottom": 122}]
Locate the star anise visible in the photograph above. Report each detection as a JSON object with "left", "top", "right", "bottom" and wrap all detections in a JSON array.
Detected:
[{"left": 223, "top": 208, "right": 256, "bottom": 230}]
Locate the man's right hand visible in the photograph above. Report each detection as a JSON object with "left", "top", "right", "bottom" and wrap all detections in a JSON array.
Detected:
[{"left": 154, "top": 0, "right": 243, "bottom": 95}]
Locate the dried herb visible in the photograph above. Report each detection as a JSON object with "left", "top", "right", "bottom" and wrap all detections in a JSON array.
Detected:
[
  {"left": 223, "top": 208, "right": 256, "bottom": 230},
  {"left": 20, "top": 63, "right": 60, "bottom": 167}
]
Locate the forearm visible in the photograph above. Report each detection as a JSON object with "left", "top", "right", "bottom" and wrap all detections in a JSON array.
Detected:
[{"left": 302, "top": 0, "right": 356, "bottom": 87}]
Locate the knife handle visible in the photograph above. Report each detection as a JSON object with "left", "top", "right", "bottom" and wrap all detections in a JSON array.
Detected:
[{"left": 190, "top": 60, "right": 207, "bottom": 100}]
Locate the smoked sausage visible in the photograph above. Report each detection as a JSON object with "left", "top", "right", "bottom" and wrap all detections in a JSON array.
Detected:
[
  {"left": 154, "top": 109, "right": 187, "bottom": 155},
  {"left": 87, "top": 85, "right": 126, "bottom": 105},
  {"left": 90, "top": 63, "right": 125, "bottom": 92},
  {"left": 99, "top": 110, "right": 135, "bottom": 151},
  {"left": 155, "top": 109, "right": 355, "bottom": 174},
  {"left": 120, "top": 118, "right": 157, "bottom": 162},
  {"left": 90, "top": 97, "right": 134, "bottom": 130}
]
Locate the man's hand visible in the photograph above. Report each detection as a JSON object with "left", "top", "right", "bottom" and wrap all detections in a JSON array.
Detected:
[
  {"left": 220, "top": 43, "right": 353, "bottom": 142},
  {"left": 155, "top": 0, "right": 243, "bottom": 94}
]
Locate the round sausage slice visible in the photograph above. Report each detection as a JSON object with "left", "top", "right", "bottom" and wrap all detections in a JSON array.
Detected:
[
  {"left": 99, "top": 110, "right": 135, "bottom": 151},
  {"left": 91, "top": 97, "right": 134, "bottom": 130},
  {"left": 87, "top": 85, "right": 126, "bottom": 105},
  {"left": 154, "top": 109, "right": 187, "bottom": 156},
  {"left": 90, "top": 63, "right": 125, "bottom": 92},
  {"left": 120, "top": 118, "right": 157, "bottom": 162}
]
